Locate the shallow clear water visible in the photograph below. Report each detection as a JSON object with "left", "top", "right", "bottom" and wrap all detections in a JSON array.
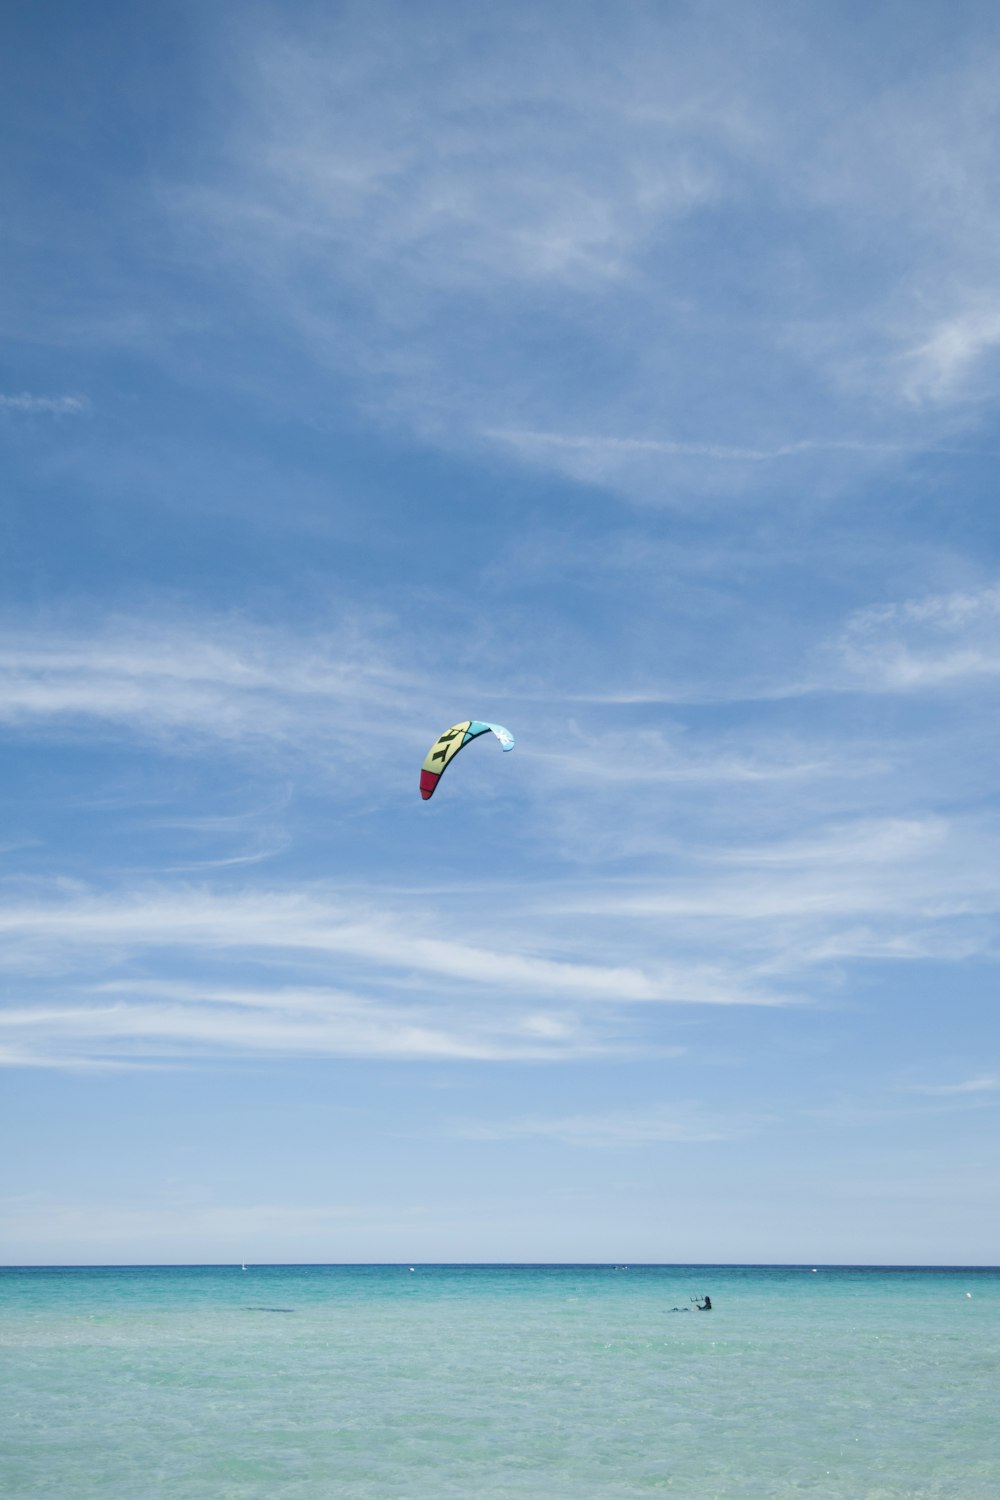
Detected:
[{"left": 2, "top": 1264, "right": 997, "bottom": 1498}]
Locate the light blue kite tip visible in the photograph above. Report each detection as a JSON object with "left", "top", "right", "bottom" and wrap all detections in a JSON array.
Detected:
[
  {"left": 488, "top": 723, "right": 515, "bottom": 751},
  {"left": 465, "top": 720, "right": 515, "bottom": 751}
]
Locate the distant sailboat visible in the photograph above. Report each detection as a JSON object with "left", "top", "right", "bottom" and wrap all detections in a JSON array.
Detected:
[{"left": 241, "top": 1261, "right": 248, "bottom": 1271}]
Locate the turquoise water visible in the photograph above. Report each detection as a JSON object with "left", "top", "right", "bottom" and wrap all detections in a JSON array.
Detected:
[{"left": 2, "top": 1264, "right": 998, "bottom": 1498}]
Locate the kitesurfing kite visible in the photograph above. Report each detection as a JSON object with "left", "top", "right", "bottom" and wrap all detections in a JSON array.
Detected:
[{"left": 419, "top": 720, "right": 515, "bottom": 800}]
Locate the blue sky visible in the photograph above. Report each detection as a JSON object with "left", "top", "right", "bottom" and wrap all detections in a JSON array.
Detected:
[{"left": 2, "top": 0, "right": 999, "bottom": 1264}]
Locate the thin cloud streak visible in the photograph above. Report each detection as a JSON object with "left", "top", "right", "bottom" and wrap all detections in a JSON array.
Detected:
[
  {"left": 532, "top": 739, "right": 845, "bottom": 788},
  {"left": 0, "top": 867, "right": 809, "bottom": 1068},
  {"left": 902, "top": 1077, "right": 1000, "bottom": 1097},
  {"left": 4, "top": 581, "right": 998, "bottom": 766},
  {"left": 899, "top": 307, "right": 1000, "bottom": 404},
  {"left": 831, "top": 583, "right": 1000, "bottom": 691},
  {"left": 0, "top": 616, "right": 421, "bottom": 767},
  {"left": 0, "top": 392, "right": 88, "bottom": 414},
  {"left": 547, "top": 813, "right": 1000, "bottom": 975},
  {"left": 0, "top": 997, "right": 600, "bottom": 1065},
  {"left": 0, "top": 884, "right": 791, "bottom": 1007},
  {"left": 566, "top": 579, "right": 1000, "bottom": 704},
  {"left": 485, "top": 427, "right": 961, "bottom": 464}
]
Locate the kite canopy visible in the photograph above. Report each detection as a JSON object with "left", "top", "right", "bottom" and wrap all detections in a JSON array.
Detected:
[{"left": 419, "top": 720, "right": 515, "bottom": 800}]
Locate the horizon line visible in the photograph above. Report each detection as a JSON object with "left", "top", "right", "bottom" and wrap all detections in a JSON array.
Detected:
[{"left": 3, "top": 1261, "right": 998, "bottom": 1272}]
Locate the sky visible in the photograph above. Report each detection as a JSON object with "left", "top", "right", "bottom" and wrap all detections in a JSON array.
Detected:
[{"left": 1, "top": 0, "right": 999, "bottom": 1265}]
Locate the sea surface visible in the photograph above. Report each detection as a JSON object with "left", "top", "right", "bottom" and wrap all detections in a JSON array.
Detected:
[{"left": 2, "top": 1263, "right": 997, "bottom": 1499}]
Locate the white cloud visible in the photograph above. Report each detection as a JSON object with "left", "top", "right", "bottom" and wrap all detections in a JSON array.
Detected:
[
  {"left": 902, "top": 1076, "right": 999, "bottom": 1097},
  {"left": 532, "top": 727, "right": 840, "bottom": 788},
  {"left": 147, "top": 15, "right": 813, "bottom": 499},
  {"left": 0, "top": 882, "right": 793, "bottom": 1001},
  {"left": 202, "top": 8, "right": 750, "bottom": 293},
  {"left": 0, "top": 392, "right": 88, "bottom": 414},
  {"left": 833, "top": 583, "right": 1000, "bottom": 690},
  {"left": 0, "top": 869, "right": 801, "bottom": 1069},
  {"left": 3, "top": 586, "right": 1000, "bottom": 1071},
  {"left": 0, "top": 990, "right": 595, "bottom": 1065},
  {"left": 8, "top": 581, "right": 994, "bottom": 781},
  {"left": 899, "top": 307, "right": 1000, "bottom": 404},
  {"left": 141, "top": 6, "right": 1000, "bottom": 511},
  {"left": 5, "top": 791, "right": 999, "bottom": 1072},
  {"left": 553, "top": 812, "right": 1000, "bottom": 976},
  {"left": 0, "top": 614, "right": 419, "bottom": 765},
  {"left": 487, "top": 427, "right": 927, "bottom": 466}
]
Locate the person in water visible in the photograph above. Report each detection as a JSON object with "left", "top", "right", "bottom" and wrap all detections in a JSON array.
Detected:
[{"left": 695, "top": 1295, "right": 712, "bottom": 1310}]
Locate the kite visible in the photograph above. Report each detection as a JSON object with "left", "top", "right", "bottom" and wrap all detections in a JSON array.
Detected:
[{"left": 419, "top": 720, "right": 515, "bottom": 800}]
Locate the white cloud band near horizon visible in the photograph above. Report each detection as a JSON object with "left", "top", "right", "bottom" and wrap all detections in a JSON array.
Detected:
[{"left": 2, "top": 797, "right": 997, "bottom": 1069}]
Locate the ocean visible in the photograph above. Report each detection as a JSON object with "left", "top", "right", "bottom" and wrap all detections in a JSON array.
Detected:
[{"left": 2, "top": 1263, "right": 997, "bottom": 1498}]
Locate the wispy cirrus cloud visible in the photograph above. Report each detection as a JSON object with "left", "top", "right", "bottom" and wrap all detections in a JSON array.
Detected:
[
  {"left": 498, "top": 580, "right": 1000, "bottom": 707},
  {"left": 901, "top": 1076, "right": 1000, "bottom": 1097},
  {"left": 0, "top": 881, "right": 789, "bottom": 1004},
  {"left": 5, "top": 579, "right": 997, "bottom": 761},
  {"left": 3, "top": 580, "right": 999, "bottom": 1072},
  {"left": 5, "top": 1, "right": 1000, "bottom": 1269},
  {"left": 12, "top": 7, "right": 1000, "bottom": 519},
  {"left": 0, "top": 392, "right": 88, "bottom": 414},
  {"left": 899, "top": 307, "right": 1000, "bottom": 405},
  {"left": 136, "top": 4, "right": 1000, "bottom": 514},
  {"left": 831, "top": 582, "right": 1000, "bottom": 691},
  {"left": 0, "top": 870, "right": 799, "bottom": 1069},
  {"left": 531, "top": 727, "right": 847, "bottom": 789},
  {"left": 552, "top": 812, "right": 1000, "bottom": 973},
  {"left": 476, "top": 429, "right": 923, "bottom": 510},
  {"left": 480, "top": 426, "right": 995, "bottom": 507},
  {"left": 485, "top": 427, "right": 945, "bottom": 466},
  {"left": 0, "top": 613, "right": 418, "bottom": 764},
  {"left": 4, "top": 793, "right": 998, "bottom": 1071},
  {"left": 0, "top": 987, "right": 600, "bottom": 1066}
]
